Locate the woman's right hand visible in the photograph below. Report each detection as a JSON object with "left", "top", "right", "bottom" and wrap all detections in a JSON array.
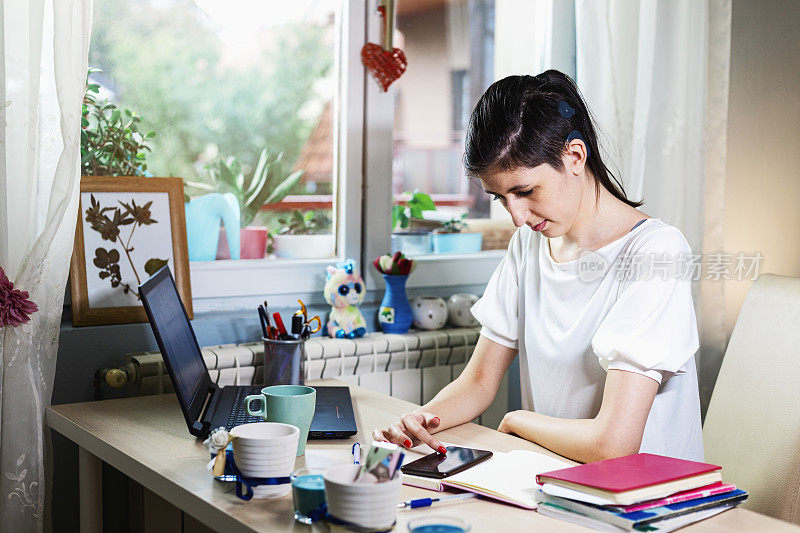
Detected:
[{"left": 372, "top": 412, "right": 447, "bottom": 454}]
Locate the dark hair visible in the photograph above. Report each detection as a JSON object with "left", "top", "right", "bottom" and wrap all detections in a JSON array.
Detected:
[{"left": 463, "top": 70, "right": 642, "bottom": 208}]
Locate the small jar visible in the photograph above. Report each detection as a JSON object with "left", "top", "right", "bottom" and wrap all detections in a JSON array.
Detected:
[{"left": 411, "top": 296, "right": 448, "bottom": 330}]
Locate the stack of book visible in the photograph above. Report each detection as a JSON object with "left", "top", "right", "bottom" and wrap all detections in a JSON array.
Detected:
[{"left": 534, "top": 454, "right": 747, "bottom": 532}]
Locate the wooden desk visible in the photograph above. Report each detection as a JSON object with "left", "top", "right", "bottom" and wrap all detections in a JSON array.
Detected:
[{"left": 46, "top": 380, "right": 799, "bottom": 532}]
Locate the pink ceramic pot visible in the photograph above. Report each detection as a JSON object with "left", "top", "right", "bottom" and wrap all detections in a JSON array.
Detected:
[{"left": 240, "top": 227, "right": 269, "bottom": 259}]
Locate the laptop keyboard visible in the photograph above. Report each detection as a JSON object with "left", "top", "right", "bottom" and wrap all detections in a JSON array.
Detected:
[{"left": 225, "top": 388, "right": 262, "bottom": 430}]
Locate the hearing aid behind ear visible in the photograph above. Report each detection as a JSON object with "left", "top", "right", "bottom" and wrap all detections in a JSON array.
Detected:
[{"left": 558, "top": 101, "right": 589, "bottom": 157}]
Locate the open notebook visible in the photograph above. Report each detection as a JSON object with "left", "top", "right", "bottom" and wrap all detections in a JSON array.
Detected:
[{"left": 401, "top": 447, "right": 572, "bottom": 509}]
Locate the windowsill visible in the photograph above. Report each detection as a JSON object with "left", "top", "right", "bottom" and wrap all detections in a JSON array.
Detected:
[{"left": 189, "top": 250, "right": 504, "bottom": 312}]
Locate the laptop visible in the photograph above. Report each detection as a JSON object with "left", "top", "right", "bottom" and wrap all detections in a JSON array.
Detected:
[{"left": 138, "top": 266, "right": 357, "bottom": 440}]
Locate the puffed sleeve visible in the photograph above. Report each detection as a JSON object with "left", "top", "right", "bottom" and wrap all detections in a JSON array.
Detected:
[
  {"left": 469, "top": 228, "right": 523, "bottom": 349},
  {"left": 591, "top": 227, "right": 699, "bottom": 384}
]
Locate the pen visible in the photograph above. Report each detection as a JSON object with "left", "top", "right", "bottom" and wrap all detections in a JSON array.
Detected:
[
  {"left": 263, "top": 300, "right": 272, "bottom": 328},
  {"left": 257, "top": 305, "right": 268, "bottom": 338},
  {"left": 397, "top": 492, "right": 477, "bottom": 509},
  {"left": 352, "top": 442, "right": 361, "bottom": 464}
]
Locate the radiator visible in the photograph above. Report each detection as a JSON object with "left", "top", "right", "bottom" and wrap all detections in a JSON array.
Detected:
[{"left": 125, "top": 326, "right": 510, "bottom": 430}]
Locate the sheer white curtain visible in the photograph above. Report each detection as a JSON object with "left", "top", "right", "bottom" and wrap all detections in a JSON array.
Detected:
[
  {"left": 1, "top": 1, "right": 92, "bottom": 531},
  {"left": 573, "top": 0, "right": 732, "bottom": 414}
]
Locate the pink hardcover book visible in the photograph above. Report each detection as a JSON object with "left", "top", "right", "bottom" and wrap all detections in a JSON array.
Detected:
[
  {"left": 609, "top": 482, "right": 737, "bottom": 513},
  {"left": 536, "top": 453, "right": 721, "bottom": 492}
]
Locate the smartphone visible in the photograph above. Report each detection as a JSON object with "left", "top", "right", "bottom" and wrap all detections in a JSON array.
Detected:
[{"left": 400, "top": 446, "right": 493, "bottom": 479}]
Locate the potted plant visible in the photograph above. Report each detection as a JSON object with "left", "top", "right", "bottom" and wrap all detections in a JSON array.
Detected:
[
  {"left": 391, "top": 190, "right": 436, "bottom": 256},
  {"left": 432, "top": 214, "right": 483, "bottom": 254},
  {"left": 187, "top": 150, "right": 304, "bottom": 259},
  {"left": 272, "top": 209, "right": 334, "bottom": 259},
  {"left": 81, "top": 67, "right": 155, "bottom": 177}
]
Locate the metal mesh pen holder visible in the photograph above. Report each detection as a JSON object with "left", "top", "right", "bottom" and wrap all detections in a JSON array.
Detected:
[{"left": 262, "top": 337, "right": 306, "bottom": 386}]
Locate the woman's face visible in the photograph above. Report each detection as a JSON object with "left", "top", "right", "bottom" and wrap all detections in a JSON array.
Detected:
[{"left": 478, "top": 155, "right": 590, "bottom": 238}]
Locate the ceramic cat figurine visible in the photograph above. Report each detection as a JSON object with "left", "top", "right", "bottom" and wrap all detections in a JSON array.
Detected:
[{"left": 324, "top": 260, "right": 367, "bottom": 338}]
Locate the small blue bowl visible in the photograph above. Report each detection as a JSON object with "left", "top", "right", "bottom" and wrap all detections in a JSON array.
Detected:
[{"left": 407, "top": 516, "right": 471, "bottom": 533}]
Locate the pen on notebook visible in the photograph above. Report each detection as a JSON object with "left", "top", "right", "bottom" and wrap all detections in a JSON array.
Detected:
[
  {"left": 397, "top": 492, "right": 477, "bottom": 509},
  {"left": 352, "top": 442, "right": 360, "bottom": 464}
]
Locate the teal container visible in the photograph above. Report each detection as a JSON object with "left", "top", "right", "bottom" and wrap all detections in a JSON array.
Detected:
[
  {"left": 432, "top": 232, "right": 482, "bottom": 254},
  {"left": 391, "top": 231, "right": 432, "bottom": 256},
  {"left": 185, "top": 193, "right": 240, "bottom": 260},
  {"left": 291, "top": 469, "right": 326, "bottom": 524}
]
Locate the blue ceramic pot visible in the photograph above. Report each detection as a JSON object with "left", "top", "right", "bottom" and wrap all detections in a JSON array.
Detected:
[
  {"left": 378, "top": 274, "right": 413, "bottom": 333},
  {"left": 185, "top": 193, "right": 241, "bottom": 260},
  {"left": 432, "top": 232, "right": 482, "bottom": 254}
]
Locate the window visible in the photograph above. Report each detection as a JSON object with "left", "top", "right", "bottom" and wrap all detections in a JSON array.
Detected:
[
  {"left": 388, "top": 0, "right": 517, "bottom": 257},
  {"left": 88, "top": 0, "right": 364, "bottom": 310},
  {"left": 87, "top": 0, "right": 533, "bottom": 307}
]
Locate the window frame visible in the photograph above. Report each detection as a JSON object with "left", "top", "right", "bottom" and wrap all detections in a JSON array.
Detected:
[
  {"left": 360, "top": 0, "right": 503, "bottom": 293},
  {"left": 190, "top": 0, "right": 365, "bottom": 313},
  {"left": 192, "top": 0, "right": 506, "bottom": 312}
]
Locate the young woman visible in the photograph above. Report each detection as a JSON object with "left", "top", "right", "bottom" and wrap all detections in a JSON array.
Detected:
[{"left": 372, "top": 70, "right": 703, "bottom": 463}]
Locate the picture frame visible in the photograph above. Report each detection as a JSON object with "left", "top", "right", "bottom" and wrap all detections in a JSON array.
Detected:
[{"left": 70, "top": 176, "right": 192, "bottom": 326}]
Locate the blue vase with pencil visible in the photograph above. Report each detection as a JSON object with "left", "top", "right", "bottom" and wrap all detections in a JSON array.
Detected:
[{"left": 374, "top": 252, "right": 416, "bottom": 334}]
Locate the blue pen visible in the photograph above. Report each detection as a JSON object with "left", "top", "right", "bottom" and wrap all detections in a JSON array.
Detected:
[
  {"left": 397, "top": 492, "right": 477, "bottom": 509},
  {"left": 352, "top": 442, "right": 361, "bottom": 464}
]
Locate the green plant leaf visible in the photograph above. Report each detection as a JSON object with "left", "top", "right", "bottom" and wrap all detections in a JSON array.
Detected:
[
  {"left": 229, "top": 157, "right": 244, "bottom": 191},
  {"left": 183, "top": 180, "right": 216, "bottom": 192},
  {"left": 243, "top": 150, "right": 271, "bottom": 202},
  {"left": 245, "top": 148, "right": 269, "bottom": 196},
  {"left": 263, "top": 169, "right": 303, "bottom": 205},
  {"left": 216, "top": 158, "right": 239, "bottom": 195},
  {"left": 410, "top": 191, "right": 436, "bottom": 211},
  {"left": 144, "top": 258, "right": 169, "bottom": 277}
]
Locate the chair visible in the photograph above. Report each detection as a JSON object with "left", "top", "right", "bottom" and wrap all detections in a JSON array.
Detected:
[{"left": 703, "top": 274, "right": 800, "bottom": 523}]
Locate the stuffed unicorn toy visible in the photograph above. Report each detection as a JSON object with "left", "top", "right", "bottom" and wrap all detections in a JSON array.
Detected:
[{"left": 324, "top": 259, "right": 367, "bottom": 338}]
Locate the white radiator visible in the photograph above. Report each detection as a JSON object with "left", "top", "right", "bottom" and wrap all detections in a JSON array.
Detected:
[{"left": 126, "top": 326, "right": 509, "bottom": 430}]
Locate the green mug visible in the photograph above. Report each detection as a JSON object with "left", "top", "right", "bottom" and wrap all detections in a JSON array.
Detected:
[{"left": 245, "top": 385, "right": 316, "bottom": 456}]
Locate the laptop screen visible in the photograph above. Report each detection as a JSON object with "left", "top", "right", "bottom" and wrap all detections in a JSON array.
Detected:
[{"left": 139, "top": 267, "right": 209, "bottom": 415}]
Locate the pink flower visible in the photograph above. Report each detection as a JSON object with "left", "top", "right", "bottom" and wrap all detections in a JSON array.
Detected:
[{"left": 0, "top": 267, "right": 38, "bottom": 327}]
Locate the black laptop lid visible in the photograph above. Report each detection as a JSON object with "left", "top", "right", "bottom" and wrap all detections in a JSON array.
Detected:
[{"left": 139, "top": 266, "right": 211, "bottom": 433}]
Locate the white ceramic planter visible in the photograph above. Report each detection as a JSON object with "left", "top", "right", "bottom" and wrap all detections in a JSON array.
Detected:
[
  {"left": 324, "top": 464, "right": 401, "bottom": 530},
  {"left": 272, "top": 233, "right": 334, "bottom": 259},
  {"left": 231, "top": 422, "right": 299, "bottom": 499}
]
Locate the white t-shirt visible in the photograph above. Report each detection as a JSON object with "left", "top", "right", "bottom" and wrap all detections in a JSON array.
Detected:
[{"left": 470, "top": 218, "right": 704, "bottom": 461}]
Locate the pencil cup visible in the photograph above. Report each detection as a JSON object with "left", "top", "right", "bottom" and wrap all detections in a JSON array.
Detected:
[
  {"left": 230, "top": 422, "right": 299, "bottom": 499},
  {"left": 323, "top": 464, "right": 402, "bottom": 531},
  {"left": 262, "top": 336, "right": 305, "bottom": 386}
]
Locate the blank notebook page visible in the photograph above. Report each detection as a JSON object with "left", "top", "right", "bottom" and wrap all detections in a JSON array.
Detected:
[{"left": 445, "top": 450, "right": 572, "bottom": 508}]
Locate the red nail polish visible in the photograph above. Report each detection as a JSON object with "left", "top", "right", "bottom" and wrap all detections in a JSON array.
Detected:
[
  {"left": 438, "top": 446, "right": 447, "bottom": 454},
  {"left": 404, "top": 439, "right": 412, "bottom": 448},
  {"left": 433, "top": 417, "right": 441, "bottom": 425}
]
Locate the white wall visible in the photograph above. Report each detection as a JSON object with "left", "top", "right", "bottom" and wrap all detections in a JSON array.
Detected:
[{"left": 723, "top": 0, "right": 800, "bottom": 335}]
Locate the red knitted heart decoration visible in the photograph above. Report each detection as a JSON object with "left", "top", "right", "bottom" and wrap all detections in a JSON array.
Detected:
[{"left": 361, "top": 42, "right": 407, "bottom": 92}]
